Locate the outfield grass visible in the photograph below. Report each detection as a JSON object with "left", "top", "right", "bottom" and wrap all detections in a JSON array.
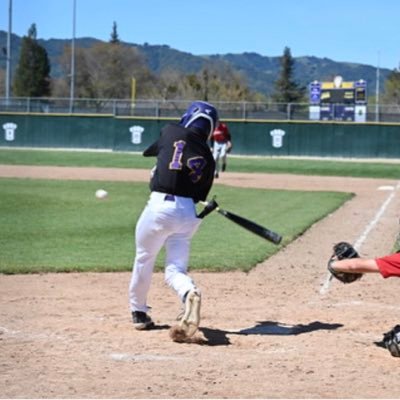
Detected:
[
  {"left": 0, "top": 148, "right": 399, "bottom": 179},
  {"left": 0, "top": 178, "right": 352, "bottom": 274},
  {"left": 2, "top": 148, "right": 394, "bottom": 274}
]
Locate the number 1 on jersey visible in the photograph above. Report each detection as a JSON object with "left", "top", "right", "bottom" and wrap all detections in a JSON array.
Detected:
[
  {"left": 169, "top": 140, "right": 206, "bottom": 182},
  {"left": 169, "top": 140, "right": 185, "bottom": 170}
]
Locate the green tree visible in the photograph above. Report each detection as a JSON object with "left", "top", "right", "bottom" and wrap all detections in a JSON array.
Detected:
[
  {"left": 272, "top": 47, "right": 305, "bottom": 103},
  {"left": 110, "top": 21, "right": 120, "bottom": 44},
  {"left": 13, "top": 24, "right": 51, "bottom": 97},
  {"left": 382, "top": 69, "right": 400, "bottom": 104}
]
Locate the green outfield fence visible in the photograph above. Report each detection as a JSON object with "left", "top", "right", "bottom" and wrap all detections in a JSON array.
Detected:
[{"left": 0, "top": 97, "right": 400, "bottom": 158}]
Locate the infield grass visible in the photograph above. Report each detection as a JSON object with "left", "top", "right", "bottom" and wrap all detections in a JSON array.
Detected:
[
  {"left": 0, "top": 148, "right": 399, "bottom": 179},
  {"left": 0, "top": 178, "right": 352, "bottom": 274}
]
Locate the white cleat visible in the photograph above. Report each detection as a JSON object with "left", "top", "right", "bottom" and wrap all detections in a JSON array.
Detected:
[{"left": 179, "top": 289, "right": 201, "bottom": 338}]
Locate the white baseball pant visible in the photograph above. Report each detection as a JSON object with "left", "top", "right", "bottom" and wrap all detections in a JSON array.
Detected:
[
  {"left": 213, "top": 141, "right": 228, "bottom": 173},
  {"left": 129, "top": 191, "right": 202, "bottom": 313}
]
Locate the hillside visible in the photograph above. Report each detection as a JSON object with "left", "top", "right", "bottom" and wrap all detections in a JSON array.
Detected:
[{"left": 0, "top": 31, "right": 391, "bottom": 96}]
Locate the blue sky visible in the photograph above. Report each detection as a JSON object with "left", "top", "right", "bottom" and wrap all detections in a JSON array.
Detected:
[{"left": 1, "top": 0, "right": 399, "bottom": 70}]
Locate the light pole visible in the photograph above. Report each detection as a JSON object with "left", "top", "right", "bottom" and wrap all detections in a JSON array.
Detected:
[
  {"left": 375, "top": 51, "right": 380, "bottom": 122},
  {"left": 69, "top": 0, "right": 76, "bottom": 112},
  {"left": 5, "top": 0, "right": 12, "bottom": 101}
]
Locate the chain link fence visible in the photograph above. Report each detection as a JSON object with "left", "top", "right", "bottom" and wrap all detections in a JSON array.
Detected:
[{"left": 1, "top": 97, "right": 399, "bottom": 123}]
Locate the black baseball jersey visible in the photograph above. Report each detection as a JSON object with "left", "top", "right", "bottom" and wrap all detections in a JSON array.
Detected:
[{"left": 143, "top": 123, "right": 215, "bottom": 203}]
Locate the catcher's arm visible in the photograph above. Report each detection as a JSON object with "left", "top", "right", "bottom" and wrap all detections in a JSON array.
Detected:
[{"left": 327, "top": 242, "right": 363, "bottom": 284}]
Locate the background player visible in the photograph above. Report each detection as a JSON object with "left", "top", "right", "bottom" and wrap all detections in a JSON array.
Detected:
[
  {"left": 211, "top": 120, "right": 232, "bottom": 178},
  {"left": 128, "top": 100, "right": 218, "bottom": 339}
]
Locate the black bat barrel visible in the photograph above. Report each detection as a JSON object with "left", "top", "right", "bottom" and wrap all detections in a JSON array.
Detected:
[{"left": 218, "top": 209, "right": 282, "bottom": 245}]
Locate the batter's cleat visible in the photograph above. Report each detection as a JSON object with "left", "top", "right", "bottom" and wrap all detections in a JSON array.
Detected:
[
  {"left": 222, "top": 163, "right": 226, "bottom": 172},
  {"left": 214, "top": 171, "right": 219, "bottom": 178},
  {"left": 131, "top": 311, "right": 154, "bottom": 330},
  {"left": 179, "top": 289, "right": 201, "bottom": 338}
]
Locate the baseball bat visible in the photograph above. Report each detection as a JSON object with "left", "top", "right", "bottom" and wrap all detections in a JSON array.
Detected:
[
  {"left": 199, "top": 199, "right": 282, "bottom": 245},
  {"left": 217, "top": 208, "right": 282, "bottom": 245}
]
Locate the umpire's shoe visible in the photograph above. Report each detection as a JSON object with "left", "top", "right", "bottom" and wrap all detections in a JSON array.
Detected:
[
  {"left": 180, "top": 288, "right": 201, "bottom": 337},
  {"left": 131, "top": 311, "right": 154, "bottom": 330}
]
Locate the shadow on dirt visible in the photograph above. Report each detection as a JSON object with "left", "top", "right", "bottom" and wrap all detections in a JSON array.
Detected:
[
  {"left": 238, "top": 320, "right": 344, "bottom": 336},
  {"left": 200, "top": 320, "right": 343, "bottom": 346}
]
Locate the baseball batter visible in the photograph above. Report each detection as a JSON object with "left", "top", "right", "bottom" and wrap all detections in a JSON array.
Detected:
[
  {"left": 129, "top": 101, "right": 218, "bottom": 339},
  {"left": 211, "top": 121, "right": 232, "bottom": 178}
]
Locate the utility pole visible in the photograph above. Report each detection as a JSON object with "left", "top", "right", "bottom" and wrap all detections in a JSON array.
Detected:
[
  {"left": 69, "top": 0, "right": 76, "bottom": 113},
  {"left": 375, "top": 51, "right": 380, "bottom": 122},
  {"left": 5, "top": 0, "right": 12, "bottom": 100}
]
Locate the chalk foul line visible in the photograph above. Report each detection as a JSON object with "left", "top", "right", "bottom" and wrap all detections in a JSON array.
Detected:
[{"left": 319, "top": 182, "right": 400, "bottom": 295}]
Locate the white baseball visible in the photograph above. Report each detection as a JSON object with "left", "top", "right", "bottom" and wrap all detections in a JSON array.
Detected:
[{"left": 95, "top": 189, "right": 108, "bottom": 200}]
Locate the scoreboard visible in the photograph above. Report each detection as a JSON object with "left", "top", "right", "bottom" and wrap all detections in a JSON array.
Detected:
[{"left": 309, "top": 76, "right": 367, "bottom": 122}]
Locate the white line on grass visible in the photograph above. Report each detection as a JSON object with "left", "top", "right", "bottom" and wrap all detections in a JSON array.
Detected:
[{"left": 319, "top": 182, "right": 400, "bottom": 295}]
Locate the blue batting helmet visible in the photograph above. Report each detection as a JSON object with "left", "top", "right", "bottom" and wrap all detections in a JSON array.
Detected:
[{"left": 179, "top": 101, "right": 219, "bottom": 136}]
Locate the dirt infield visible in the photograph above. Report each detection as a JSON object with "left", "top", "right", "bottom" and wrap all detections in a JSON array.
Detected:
[{"left": 1, "top": 166, "right": 400, "bottom": 399}]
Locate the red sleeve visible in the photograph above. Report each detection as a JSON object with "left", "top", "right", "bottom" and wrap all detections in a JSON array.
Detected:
[{"left": 376, "top": 253, "right": 400, "bottom": 278}]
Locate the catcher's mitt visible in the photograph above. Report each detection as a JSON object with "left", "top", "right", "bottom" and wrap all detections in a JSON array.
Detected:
[
  {"left": 327, "top": 241, "right": 363, "bottom": 284},
  {"left": 382, "top": 325, "right": 400, "bottom": 357}
]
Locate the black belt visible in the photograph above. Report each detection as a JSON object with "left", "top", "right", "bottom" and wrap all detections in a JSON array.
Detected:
[{"left": 164, "top": 194, "right": 175, "bottom": 202}]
